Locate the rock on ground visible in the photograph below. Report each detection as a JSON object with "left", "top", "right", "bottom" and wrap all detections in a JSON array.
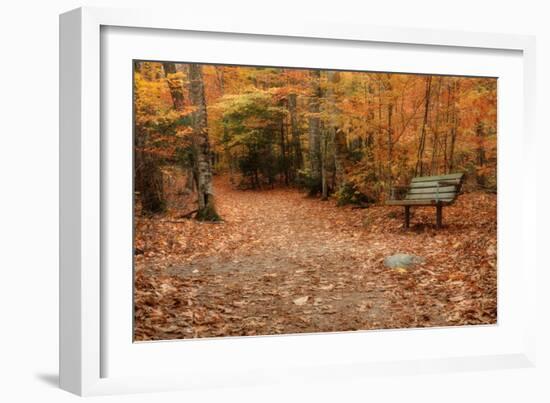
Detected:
[{"left": 383, "top": 254, "right": 425, "bottom": 268}]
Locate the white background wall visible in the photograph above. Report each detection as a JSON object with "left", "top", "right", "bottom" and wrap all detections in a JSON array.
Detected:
[{"left": 0, "top": 1, "right": 548, "bottom": 402}]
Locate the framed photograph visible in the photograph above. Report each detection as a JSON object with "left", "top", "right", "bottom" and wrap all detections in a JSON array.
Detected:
[{"left": 60, "top": 6, "right": 537, "bottom": 396}]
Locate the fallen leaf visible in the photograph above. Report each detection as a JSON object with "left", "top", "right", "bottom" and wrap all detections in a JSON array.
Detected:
[{"left": 293, "top": 296, "right": 309, "bottom": 305}]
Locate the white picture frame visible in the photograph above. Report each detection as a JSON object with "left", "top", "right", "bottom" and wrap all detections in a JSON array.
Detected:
[{"left": 60, "top": 6, "right": 537, "bottom": 396}]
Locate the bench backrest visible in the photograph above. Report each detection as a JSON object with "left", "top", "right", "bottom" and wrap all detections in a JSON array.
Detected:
[{"left": 405, "top": 173, "right": 464, "bottom": 203}]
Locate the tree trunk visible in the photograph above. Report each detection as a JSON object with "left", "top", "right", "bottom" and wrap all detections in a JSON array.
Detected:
[
  {"left": 214, "top": 66, "right": 235, "bottom": 184},
  {"left": 135, "top": 62, "right": 164, "bottom": 214},
  {"left": 327, "top": 71, "right": 346, "bottom": 191},
  {"left": 447, "top": 81, "right": 459, "bottom": 173},
  {"left": 448, "top": 111, "right": 458, "bottom": 173},
  {"left": 363, "top": 81, "right": 376, "bottom": 180},
  {"left": 188, "top": 64, "right": 220, "bottom": 221},
  {"left": 185, "top": 169, "right": 195, "bottom": 192},
  {"left": 308, "top": 70, "right": 322, "bottom": 194},
  {"left": 288, "top": 93, "right": 303, "bottom": 175},
  {"left": 321, "top": 125, "right": 329, "bottom": 200},
  {"left": 387, "top": 102, "right": 393, "bottom": 184},
  {"left": 162, "top": 62, "right": 195, "bottom": 192},
  {"left": 430, "top": 77, "right": 443, "bottom": 174},
  {"left": 415, "top": 76, "right": 432, "bottom": 177},
  {"left": 280, "top": 120, "right": 289, "bottom": 185},
  {"left": 377, "top": 79, "right": 384, "bottom": 181},
  {"left": 162, "top": 63, "right": 185, "bottom": 111},
  {"left": 442, "top": 82, "right": 452, "bottom": 173},
  {"left": 476, "top": 120, "right": 486, "bottom": 167},
  {"left": 475, "top": 119, "right": 486, "bottom": 186},
  {"left": 334, "top": 128, "right": 347, "bottom": 190}
]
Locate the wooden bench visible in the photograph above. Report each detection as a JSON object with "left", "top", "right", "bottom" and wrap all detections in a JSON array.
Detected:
[{"left": 385, "top": 173, "right": 464, "bottom": 228}]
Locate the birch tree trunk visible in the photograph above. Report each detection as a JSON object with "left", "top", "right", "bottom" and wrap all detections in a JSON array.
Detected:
[{"left": 188, "top": 64, "right": 221, "bottom": 221}]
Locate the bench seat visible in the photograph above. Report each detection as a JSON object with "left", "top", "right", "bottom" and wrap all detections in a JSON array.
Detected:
[
  {"left": 385, "top": 173, "right": 464, "bottom": 228},
  {"left": 385, "top": 199, "right": 454, "bottom": 206}
]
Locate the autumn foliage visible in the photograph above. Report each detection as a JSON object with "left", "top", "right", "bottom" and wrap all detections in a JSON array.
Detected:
[
  {"left": 134, "top": 62, "right": 496, "bottom": 208},
  {"left": 133, "top": 61, "right": 497, "bottom": 340}
]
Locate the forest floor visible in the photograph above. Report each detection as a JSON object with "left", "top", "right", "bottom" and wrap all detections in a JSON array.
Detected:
[{"left": 134, "top": 175, "right": 497, "bottom": 341}]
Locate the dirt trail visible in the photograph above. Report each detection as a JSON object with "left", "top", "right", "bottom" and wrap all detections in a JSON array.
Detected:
[{"left": 134, "top": 176, "right": 497, "bottom": 340}]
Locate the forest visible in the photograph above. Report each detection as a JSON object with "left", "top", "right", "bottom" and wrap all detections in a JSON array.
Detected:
[{"left": 133, "top": 61, "right": 497, "bottom": 341}]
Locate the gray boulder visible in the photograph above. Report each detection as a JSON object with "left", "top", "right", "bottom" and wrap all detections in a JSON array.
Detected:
[{"left": 383, "top": 254, "right": 425, "bottom": 269}]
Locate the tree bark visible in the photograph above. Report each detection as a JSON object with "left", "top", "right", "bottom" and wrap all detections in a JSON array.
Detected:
[
  {"left": 448, "top": 111, "right": 458, "bottom": 173},
  {"left": 387, "top": 102, "right": 393, "bottom": 183},
  {"left": 188, "top": 64, "right": 220, "bottom": 221},
  {"left": 288, "top": 93, "right": 303, "bottom": 174},
  {"left": 308, "top": 70, "right": 322, "bottom": 194},
  {"left": 475, "top": 119, "right": 486, "bottom": 186},
  {"left": 334, "top": 128, "right": 347, "bottom": 190},
  {"left": 327, "top": 70, "right": 346, "bottom": 191},
  {"left": 162, "top": 62, "right": 195, "bottom": 192},
  {"left": 162, "top": 63, "right": 185, "bottom": 111},
  {"left": 415, "top": 76, "right": 433, "bottom": 177},
  {"left": 447, "top": 81, "right": 460, "bottom": 173},
  {"left": 363, "top": 81, "right": 376, "bottom": 178},
  {"left": 430, "top": 77, "right": 443, "bottom": 174},
  {"left": 280, "top": 119, "right": 289, "bottom": 186},
  {"left": 321, "top": 124, "right": 329, "bottom": 200},
  {"left": 135, "top": 62, "right": 164, "bottom": 214},
  {"left": 442, "top": 82, "right": 452, "bottom": 173},
  {"left": 476, "top": 120, "right": 486, "bottom": 167}
]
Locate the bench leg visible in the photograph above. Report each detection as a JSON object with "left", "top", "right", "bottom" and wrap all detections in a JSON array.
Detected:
[
  {"left": 436, "top": 204, "right": 442, "bottom": 228},
  {"left": 404, "top": 206, "right": 410, "bottom": 228}
]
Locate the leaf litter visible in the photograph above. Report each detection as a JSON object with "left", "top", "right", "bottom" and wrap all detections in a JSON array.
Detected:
[{"left": 134, "top": 177, "right": 497, "bottom": 341}]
